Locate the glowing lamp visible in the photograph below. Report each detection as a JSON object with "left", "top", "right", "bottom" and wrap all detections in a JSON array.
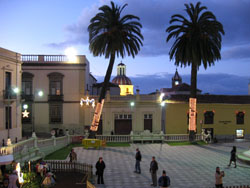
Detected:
[
  {"left": 130, "top": 102, "right": 135, "bottom": 106},
  {"left": 23, "top": 104, "right": 28, "bottom": 109},
  {"left": 38, "top": 90, "right": 43, "bottom": 97},
  {"left": 13, "top": 87, "right": 19, "bottom": 93},
  {"left": 65, "top": 47, "right": 77, "bottom": 63}
]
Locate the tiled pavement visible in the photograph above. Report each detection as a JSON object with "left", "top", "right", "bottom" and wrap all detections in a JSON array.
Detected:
[{"left": 73, "top": 141, "right": 250, "bottom": 188}]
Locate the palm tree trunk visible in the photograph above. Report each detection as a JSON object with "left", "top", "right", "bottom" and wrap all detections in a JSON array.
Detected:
[
  {"left": 190, "top": 63, "right": 197, "bottom": 98},
  {"left": 99, "top": 54, "right": 116, "bottom": 102},
  {"left": 89, "top": 54, "right": 115, "bottom": 136},
  {"left": 189, "top": 63, "right": 198, "bottom": 141}
]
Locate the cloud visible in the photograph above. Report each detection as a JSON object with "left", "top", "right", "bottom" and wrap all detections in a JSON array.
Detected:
[
  {"left": 94, "top": 72, "right": 249, "bottom": 95},
  {"left": 47, "top": 0, "right": 250, "bottom": 60}
]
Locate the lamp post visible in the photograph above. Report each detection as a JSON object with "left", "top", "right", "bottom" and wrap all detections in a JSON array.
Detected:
[{"left": 32, "top": 90, "right": 43, "bottom": 134}]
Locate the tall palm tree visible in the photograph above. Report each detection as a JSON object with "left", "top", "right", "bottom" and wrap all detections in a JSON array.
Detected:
[
  {"left": 166, "top": 2, "right": 224, "bottom": 140},
  {"left": 88, "top": 1, "right": 143, "bottom": 133}
]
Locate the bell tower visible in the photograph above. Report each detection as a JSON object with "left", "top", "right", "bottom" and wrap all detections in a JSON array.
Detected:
[{"left": 172, "top": 69, "right": 182, "bottom": 87}]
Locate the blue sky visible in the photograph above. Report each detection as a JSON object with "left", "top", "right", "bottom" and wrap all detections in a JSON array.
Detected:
[{"left": 1, "top": 0, "right": 250, "bottom": 94}]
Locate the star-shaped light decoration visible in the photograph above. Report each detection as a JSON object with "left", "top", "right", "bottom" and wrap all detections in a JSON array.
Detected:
[
  {"left": 80, "top": 97, "right": 95, "bottom": 108},
  {"left": 22, "top": 110, "right": 30, "bottom": 118}
]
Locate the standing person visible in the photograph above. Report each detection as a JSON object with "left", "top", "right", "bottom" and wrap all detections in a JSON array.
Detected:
[
  {"left": 8, "top": 170, "right": 19, "bottom": 188},
  {"left": 149, "top": 156, "right": 158, "bottom": 187},
  {"left": 96, "top": 157, "right": 106, "bottom": 184},
  {"left": 69, "top": 149, "right": 77, "bottom": 162},
  {"left": 158, "top": 170, "right": 170, "bottom": 188},
  {"left": 228, "top": 146, "right": 237, "bottom": 168},
  {"left": 215, "top": 167, "right": 225, "bottom": 188},
  {"left": 134, "top": 148, "right": 142, "bottom": 174}
]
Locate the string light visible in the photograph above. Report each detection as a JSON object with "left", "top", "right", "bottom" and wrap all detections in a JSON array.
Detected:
[{"left": 80, "top": 97, "right": 95, "bottom": 108}]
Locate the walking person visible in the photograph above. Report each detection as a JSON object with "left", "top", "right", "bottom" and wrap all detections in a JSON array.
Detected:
[
  {"left": 96, "top": 157, "right": 106, "bottom": 184},
  {"left": 158, "top": 170, "right": 171, "bottom": 188},
  {"left": 149, "top": 156, "right": 158, "bottom": 187},
  {"left": 228, "top": 146, "right": 237, "bottom": 168},
  {"left": 134, "top": 148, "right": 141, "bottom": 174},
  {"left": 215, "top": 167, "right": 225, "bottom": 188}
]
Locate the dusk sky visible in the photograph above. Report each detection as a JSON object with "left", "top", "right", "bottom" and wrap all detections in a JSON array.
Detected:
[{"left": 1, "top": 0, "right": 250, "bottom": 94}]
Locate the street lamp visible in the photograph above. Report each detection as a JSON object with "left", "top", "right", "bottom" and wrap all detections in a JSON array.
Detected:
[{"left": 32, "top": 90, "right": 43, "bottom": 134}]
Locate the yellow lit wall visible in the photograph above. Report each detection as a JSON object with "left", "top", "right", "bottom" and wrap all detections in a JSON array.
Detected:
[
  {"left": 165, "top": 102, "right": 250, "bottom": 137},
  {"left": 119, "top": 85, "right": 134, "bottom": 96}
]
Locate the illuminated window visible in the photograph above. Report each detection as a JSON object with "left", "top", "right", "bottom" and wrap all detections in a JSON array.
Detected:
[
  {"left": 236, "top": 112, "right": 244, "bottom": 124},
  {"left": 48, "top": 72, "right": 64, "bottom": 96},
  {"left": 204, "top": 111, "right": 214, "bottom": 124},
  {"left": 236, "top": 129, "right": 244, "bottom": 139}
]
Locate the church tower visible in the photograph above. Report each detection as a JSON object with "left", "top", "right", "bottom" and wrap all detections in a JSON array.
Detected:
[
  {"left": 172, "top": 69, "right": 182, "bottom": 87},
  {"left": 112, "top": 62, "right": 134, "bottom": 96}
]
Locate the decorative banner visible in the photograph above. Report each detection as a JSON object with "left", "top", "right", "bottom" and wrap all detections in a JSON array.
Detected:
[
  {"left": 189, "top": 98, "right": 197, "bottom": 131},
  {"left": 90, "top": 99, "right": 104, "bottom": 131},
  {"left": 80, "top": 97, "right": 95, "bottom": 108},
  {"left": 22, "top": 110, "right": 30, "bottom": 118}
]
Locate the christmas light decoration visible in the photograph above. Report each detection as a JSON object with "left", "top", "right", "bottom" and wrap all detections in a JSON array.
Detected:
[
  {"left": 80, "top": 97, "right": 95, "bottom": 108},
  {"left": 22, "top": 110, "right": 30, "bottom": 118}
]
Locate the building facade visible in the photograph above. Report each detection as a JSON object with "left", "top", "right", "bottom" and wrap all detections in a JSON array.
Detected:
[
  {"left": 21, "top": 55, "right": 92, "bottom": 135},
  {"left": 0, "top": 47, "right": 22, "bottom": 144},
  {"left": 83, "top": 90, "right": 162, "bottom": 135},
  {"left": 164, "top": 95, "right": 250, "bottom": 140}
]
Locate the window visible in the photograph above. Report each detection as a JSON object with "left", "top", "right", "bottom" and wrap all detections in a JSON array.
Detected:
[
  {"left": 5, "top": 72, "right": 11, "bottom": 91},
  {"left": 236, "top": 129, "right": 244, "bottom": 139},
  {"left": 48, "top": 72, "right": 64, "bottom": 95},
  {"left": 22, "top": 81, "right": 32, "bottom": 95},
  {"left": 5, "top": 106, "right": 12, "bottom": 129},
  {"left": 115, "top": 113, "right": 132, "bottom": 119},
  {"left": 236, "top": 112, "right": 244, "bottom": 124},
  {"left": 51, "top": 81, "right": 61, "bottom": 95},
  {"left": 144, "top": 114, "right": 152, "bottom": 119},
  {"left": 49, "top": 103, "right": 63, "bottom": 124},
  {"left": 204, "top": 111, "right": 214, "bottom": 124},
  {"left": 22, "top": 72, "right": 34, "bottom": 96}
]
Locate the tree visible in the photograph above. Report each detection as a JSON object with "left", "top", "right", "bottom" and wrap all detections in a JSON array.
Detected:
[
  {"left": 166, "top": 2, "right": 224, "bottom": 141},
  {"left": 88, "top": 1, "right": 143, "bottom": 134}
]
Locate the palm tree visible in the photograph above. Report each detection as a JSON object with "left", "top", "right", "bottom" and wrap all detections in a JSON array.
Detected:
[
  {"left": 166, "top": 2, "right": 224, "bottom": 140},
  {"left": 88, "top": 1, "right": 143, "bottom": 133}
]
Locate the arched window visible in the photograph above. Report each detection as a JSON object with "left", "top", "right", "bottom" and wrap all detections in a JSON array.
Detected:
[
  {"left": 236, "top": 111, "right": 244, "bottom": 124},
  {"left": 204, "top": 111, "right": 214, "bottom": 124}
]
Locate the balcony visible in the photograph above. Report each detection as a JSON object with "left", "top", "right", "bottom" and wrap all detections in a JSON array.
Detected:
[
  {"left": 48, "top": 94, "right": 64, "bottom": 102},
  {"left": 3, "top": 90, "right": 17, "bottom": 100},
  {"left": 21, "top": 93, "right": 34, "bottom": 101}
]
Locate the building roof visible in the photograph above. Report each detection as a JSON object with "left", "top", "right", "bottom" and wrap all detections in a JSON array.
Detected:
[
  {"left": 167, "top": 94, "right": 250, "bottom": 104},
  {"left": 162, "top": 83, "right": 202, "bottom": 92},
  {"left": 93, "top": 82, "right": 119, "bottom": 88},
  {"left": 118, "top": 62, "right": 125, "bottom": 66},
  {"left": 172, "top": 69, "right": 182, "bottom": 80},
  {"left": 112, "top": 75, "right": 132, "bottom": 85}
]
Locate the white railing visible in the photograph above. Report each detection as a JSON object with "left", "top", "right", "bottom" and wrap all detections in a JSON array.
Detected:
[
  {"left": 21, "top": 55, "right": 38, "bottom": 61},
  {"left": 37, "top": 138, "right": 54, "bottom": 148},
  {"left": 96, "top": 135, "right": 131, "bottom": 142}
]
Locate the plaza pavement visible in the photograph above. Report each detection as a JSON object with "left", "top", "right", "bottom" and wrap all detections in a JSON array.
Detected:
[{"left": 72, "top": 141, "right": 250, "bottom": 188}]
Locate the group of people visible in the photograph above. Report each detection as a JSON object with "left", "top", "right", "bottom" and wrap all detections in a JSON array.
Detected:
[
  {"left": 134, "top": 148, "right": 170, "bottom": 188},
  {"left": 70, "top": 145, "right": 237, "bottom": 187},
  {"left": 35, "top": 160, "right": 56, "bottom": 187}
]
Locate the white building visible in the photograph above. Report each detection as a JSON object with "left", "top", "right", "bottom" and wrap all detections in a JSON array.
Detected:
[
  {"left": 0, "top": 47, "right": 22, "bottom": 144},
  {"left": 21, "top": 54, "right": 95, "bottom": 136}
]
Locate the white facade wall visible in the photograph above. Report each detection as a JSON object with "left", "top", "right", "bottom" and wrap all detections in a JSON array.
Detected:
[{"left": 0, "top": 47, "right": 22, "bottom": 143}]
